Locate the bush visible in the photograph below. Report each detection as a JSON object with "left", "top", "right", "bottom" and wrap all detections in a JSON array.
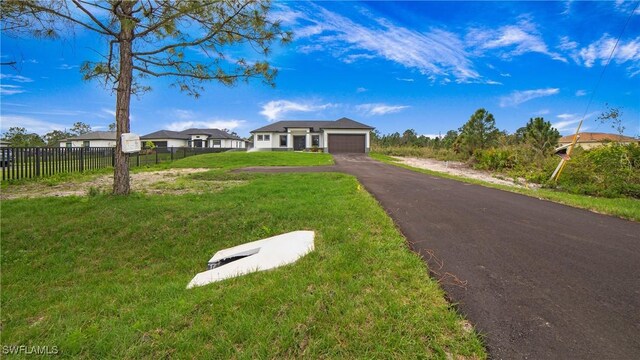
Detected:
[
  {"left": 473, "top": 148, "right": 516, "bottom": 171},
  {"left": 558, "top": 143, "right": 640, "bottom": 198}
]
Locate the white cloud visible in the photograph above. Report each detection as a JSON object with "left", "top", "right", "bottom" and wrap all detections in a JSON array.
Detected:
[
  {"left": 467, "top": 19, "right": 567, "bottom": 62},
  {"left": 485, "top": 80, "right": 503, "bottom": 85},
  {"left": 575, "top": 89, "right": 587, "bottom": 96},
  {"left": 500, "top": 73, "right": 512, "bottom": 77},
  {"left": 535, "top": 109, "right": 550, "bottom": 115},
  {"left": 287, "top": 4, "right": 480, "bottom": 82},
  {"left": 0, "top": 74, "right": 34, "bottom": 83},
  {"left": 259, "top": 100, "right": 334, "bottom": 121},
  {"left": 573, "top": 35, "right": 640, "bottom": 73},
  {"left": 557, "top": 36, "right": 578, "bottom": 51},
  {"left": 422, "top": 133, "right": 443, "bottom": 139},
  {"left": 356, "top": 103, "right": 409, "bottom": 116},
  {"left": 499, "top": 88, "right": 560, "bottom": 107},
  {"left": 57, "top": 64, "right": 78, "bottom": 70},
  {"left": 163, "top": 109, "right": 245, "bottom": 131},
  {"left": 343, "top": 53, "right": 377, "bottom": 64},
  {"left": 0, "top": 84, "right": 25, "bottom": 95},
  {"left": 396, "top": 77, "right": 415, "bottom": 82},
  {"left": 0, "top": 115, "right": 69, "bottom": 134},
  {"left": 166, "top": 120, "right": 244, "bottom": 132},
  {"left": 356, "top": 87, "right": 367, "bottom": 93},
  {"left": 552, "top": 112, "right": 597, "bottom": 133}
]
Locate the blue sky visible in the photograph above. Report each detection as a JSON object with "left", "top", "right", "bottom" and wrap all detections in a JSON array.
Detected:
[{"left": 1, "top": 1, "right": 639, "bottom": 138}]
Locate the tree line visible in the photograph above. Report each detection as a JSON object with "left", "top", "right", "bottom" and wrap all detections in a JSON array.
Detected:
[
  {"left": 1, "top": 121, "right": 113, "bottom": 147},
  {"left": 372, "top": 108, "right": 561, "bottom": 159}
]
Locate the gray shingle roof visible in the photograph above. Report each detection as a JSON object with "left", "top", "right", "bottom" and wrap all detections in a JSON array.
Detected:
[
  {"left": 251, "top": 117, "right": 374, "bottom": 133},
  {"left": 141, "top": 128, "right": 243, "bottom": 140},
  {"left": 65, "top": 131, "right": 117, "bottom": 141},
  {"left": 140, "top": 130, "right": 190, "bottom": 140}
]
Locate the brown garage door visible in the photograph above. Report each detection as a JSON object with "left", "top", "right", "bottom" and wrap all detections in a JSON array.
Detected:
[{"left": 328, "top": 134, "right": 366, "bottom": 153}]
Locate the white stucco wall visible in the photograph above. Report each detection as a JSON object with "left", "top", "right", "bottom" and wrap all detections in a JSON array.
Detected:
[
  {"left": 254, "top": 130, "right": 370, "bottom": 150},
  {"left": 253, "top": 133, "right": 279, "bottom": 149},
  {"left": 60, "top": 139, "right": 116, "bottom": 148}
]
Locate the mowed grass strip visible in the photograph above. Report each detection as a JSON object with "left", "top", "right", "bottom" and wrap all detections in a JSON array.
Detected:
[
  {"left": 167, "top": 150, "right": 334, "bottom": 169},
  {"left": 371, "top": 153, "right": 640, "bottom": 222},
  {"left": 1, "top": 153, "right": 485, "bottom": 358}
]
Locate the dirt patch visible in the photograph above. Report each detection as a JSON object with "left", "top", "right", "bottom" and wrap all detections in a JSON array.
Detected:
[
  {"left": 393, "top": 156, "right": 539, "bottom": 189},
  {"left": 0, "top": 168, "right": 245, "bottom": 199}
]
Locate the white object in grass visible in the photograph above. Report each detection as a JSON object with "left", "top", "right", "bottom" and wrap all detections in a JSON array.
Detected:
[{"left": 187, "top": 231, "right": 315, "bottom": 288}]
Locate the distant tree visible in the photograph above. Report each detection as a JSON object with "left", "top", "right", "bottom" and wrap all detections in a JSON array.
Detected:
[
  {"left": 441, "top": 130, "right": 458, "bottom": 149},
  {"left": 4, "top": 1, "right": 291, "bottom": 195},
  {"left": 43, "top": 129, "right": 72, "bottom": 146},
  {"left": 70, "top": 122, "right": 92, "bottom": 136},
  {"left": 401, "top": 129, "right": 418, "bottom": 146},
  {"left": 522, "top": 117, "right": 560, "bottom": 156},
  {"left": 108, "top": 122, "right": 116, "bottom": 132},
  {"left": 597, "top": 103, "right": 625, "bottom": 136},
  {"left": 222, "top": 128, "right": 240, "bottom": 138},
  {"left": 456, "top": 108, "right": 500, "bottom": 155},
  {"left": 2, "top": 127, "right": 45, "bottom": 146},
  {"left": 370, "top": 129, "right": 381, "bottom": 146}
]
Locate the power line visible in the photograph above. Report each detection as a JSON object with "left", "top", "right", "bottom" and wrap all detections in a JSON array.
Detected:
[{"left": 579, "top": 0, "right": 639, "bottom": 127}]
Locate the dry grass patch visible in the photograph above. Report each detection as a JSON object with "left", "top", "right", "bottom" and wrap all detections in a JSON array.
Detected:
[{"left": 0, "top": 168, "right": 243, "bottom": 199}]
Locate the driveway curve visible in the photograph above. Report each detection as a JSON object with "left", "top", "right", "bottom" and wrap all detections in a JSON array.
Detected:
[{"left": 240, "top": 154, "right": 640, "bottom": 359}]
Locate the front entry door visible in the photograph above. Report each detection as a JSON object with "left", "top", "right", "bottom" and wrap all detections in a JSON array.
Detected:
[{"left": 293, "top": 136, "right": 306, "bottom": 151}]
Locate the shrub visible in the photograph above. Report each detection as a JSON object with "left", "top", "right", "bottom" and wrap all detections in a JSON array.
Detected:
[{"left": 558, "top": 143, "right": 640, "bottom": 198}]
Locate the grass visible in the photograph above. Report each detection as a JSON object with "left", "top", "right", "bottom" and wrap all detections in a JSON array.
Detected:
[
  {"left": 371, "top": 152, "right": 640, "bottom": 222},
  {"left": 1, "top": 152, "right": 484, "bottom": 358},
  {"left": 165, "top": 150, "right": 334, "bottom": 169}
]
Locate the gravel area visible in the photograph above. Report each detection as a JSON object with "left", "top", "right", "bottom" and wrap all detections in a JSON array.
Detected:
[{"left": 393, "top": 156, "right": 537, "bottom": 188}]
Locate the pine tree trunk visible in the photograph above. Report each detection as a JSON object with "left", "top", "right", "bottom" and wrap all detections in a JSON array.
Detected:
[{"left": 112, "top": 6, "right": 135, "bottom": 195}]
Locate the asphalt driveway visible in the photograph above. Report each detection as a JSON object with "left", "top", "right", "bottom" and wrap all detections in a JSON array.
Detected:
[{"left": 241, "top": 154, "right": 640, "bottom": 359}]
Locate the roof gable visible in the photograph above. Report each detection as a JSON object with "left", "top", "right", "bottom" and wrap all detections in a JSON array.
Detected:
[
  {"left": 559, "top": 132, "right": 638, "bottom": 143},
  {"left": 65, "top": 131, "right": 117, "bottom": 141},
  {"left": 141, "top": 128, "right": 243, "bottom": 140},
  {"left": 251, "top": 118, "right": 374, "bottom": 133}
]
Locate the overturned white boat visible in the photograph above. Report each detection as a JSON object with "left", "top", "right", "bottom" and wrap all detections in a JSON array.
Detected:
[{"left": 187, "top": 231, "right": 315, "bottom": 288}]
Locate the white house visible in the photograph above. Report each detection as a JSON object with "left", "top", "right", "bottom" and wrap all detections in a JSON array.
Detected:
[
  {"left": 251, "top": 117, "right": 374, "bottom": 153},
  {"left": 141, "top": 128, "right": 246, "bottom": 149},
  {"left": 60, "top": 131, "right": 117, "bottom": 148}
]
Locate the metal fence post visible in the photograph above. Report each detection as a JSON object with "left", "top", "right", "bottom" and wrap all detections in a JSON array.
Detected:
[
  {"left": 79, "top": 147, "right": 84, "bottom": 172},
  {"left": 171, "top": 147, "right": 174, "bottom": 161},
  {"left": 35, "top": 147, "right": 40, "bottom": 177},
  {"left": 155, "top": 149, "right": 158, "bottom": 164}
]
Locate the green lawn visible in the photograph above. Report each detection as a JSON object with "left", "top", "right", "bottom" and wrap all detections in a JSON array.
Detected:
[
  {"left": 1, "top": 152, "right": 484, "bottom": 358},
  {"left": 371, "top": 153, "right": 640, "bottom": 222}
]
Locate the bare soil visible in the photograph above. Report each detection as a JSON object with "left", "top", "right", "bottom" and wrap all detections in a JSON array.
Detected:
[
  {"left": 393, "top": 156, "right": 538, "bottom": 189},
  {"left": 0, "top": 168, "right": 243, "bottom": 199}
]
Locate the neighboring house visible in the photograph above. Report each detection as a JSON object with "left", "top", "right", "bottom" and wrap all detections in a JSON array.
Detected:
[
  {"left": 558, "top": 132, "right": 639, "bottom": 150},
  {"left": 60, "top": 131, "right": 117, "bottom": 148},
  {"left": 141, "top": 128, "right": 246, "bottom": 149},
  {"left": 0, "top": 140, "right": 10, "bottom": 147},
  {"left": 251, "top": 117, "right": 374, "bottom": 153}
]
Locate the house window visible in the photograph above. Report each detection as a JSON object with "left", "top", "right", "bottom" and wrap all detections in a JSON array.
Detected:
[
  {"left": 312, "top": 135, "right": 320, "bottom": 147},
  {"left": 66, "top": 142, "right": 72, "bottom": 148},
  {"left": 193, "top": 140, "right": 203, "bottom": 148},
  {"left": 264, "top": 134, "right": 270, "bottom": 141},
  {"left": 212, "top": 139, "right": 221, "bottom": 147},
  {"left": 83, "top": 141, "right": 90, "bottom": 148},
  {"left": 280, "top": 135, "right": 287, "bottom": 147},
  {"left": 257, "top": 135, "right": 264, "bottom": 141}
]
